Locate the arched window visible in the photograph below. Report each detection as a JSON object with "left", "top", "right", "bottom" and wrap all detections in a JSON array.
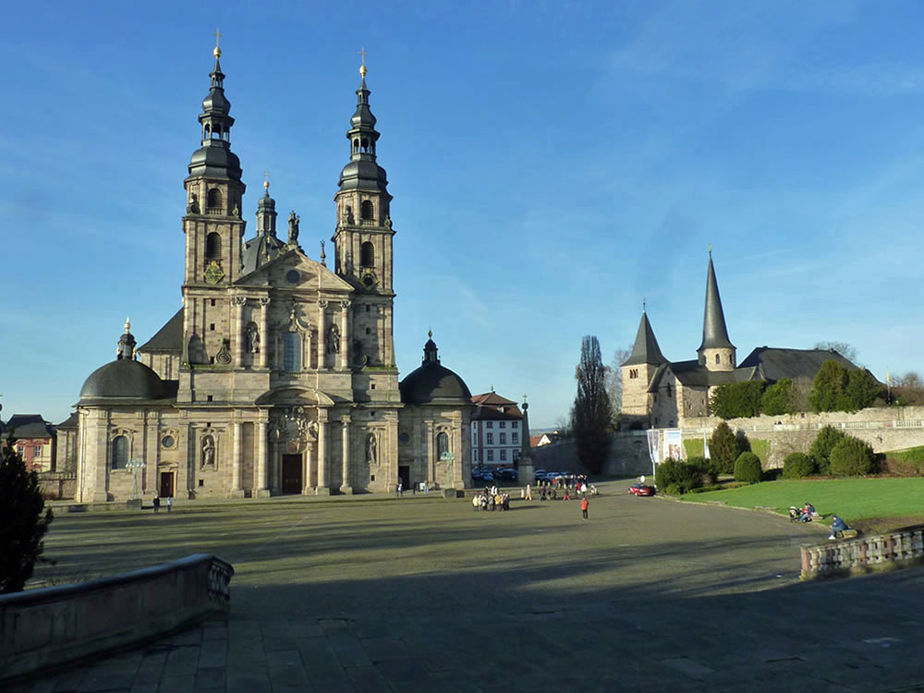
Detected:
[
  {"left": 284, "top": 332, "right": 301, "bottom": 372},
  {"left": 361, "top": 241, "right": 374, "bottom": 267},
  {"left": 205, "top": 232, "right": 221, "bottom": 259},
  {"left": 715, "top": 354, "right": 720, "bottom": 365},
  {"left": 436, "top": 432, "right": 449, "bottom": 458},
  {"left": 207, "top": 188, "right": 222, "bottom": 210},
  {"left": 111, "top": 435, "right": 129, "bottom": 470},
  {"left": 361, "top": 200, "right": 374, "bottom": 221}
]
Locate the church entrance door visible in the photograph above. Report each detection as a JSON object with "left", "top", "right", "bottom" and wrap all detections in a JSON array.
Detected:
[
  {"left": 159, "top": 472, "right": 175, "bottom": 498},
  {"left": 398, "top": 465, "right": 410, "bottom": 493},
  {"left": 282, "top": 454, "right": 302, "bottom": 494}
]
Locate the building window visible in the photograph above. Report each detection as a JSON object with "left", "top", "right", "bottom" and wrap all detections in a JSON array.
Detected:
[
  {"left": 512, "top": 421, "right": 518, "bottom": 429},
  {"left": 486, "top": 421, "right": 493, "bottom": 428},
  {"left": 17, "top": 446, "right": 24, "bottom": 456},
  {"left": 34, "top": 445, "right": 42, "bottom": 456},
  {"left": 361, "top": 200, "right": 374, "bottom": 221},
  {"left": 630, "top": 368, "right": 638, "bottom": 379},
  {"left": 500, "top": 449, "right": 507, "bottom": 461},
  {"left": 486, "top": 433, "right": 493, "bottom": 444},
  {"left": 205, "top": 232, "right": 221, "bottom": 259},
  {"left": 715, "top": 354, "right": 720, "bottom": 364},
  {"left": 499, "top": 433, "right": 506, "bottom": 444},
  {"left": 499, "top": 421, "right": 506, "bottom": 428},
  {"left": 206, "top": 188, "right": 222, "bottom": 210},
  {"left": 111, "top": 435, "right": 129, "bottom": 470},
  {"left": 284, "top": 332, "right": 301, "bottom": 372},
  {"left": 487, "top": 449, "right": 494, "bottom": 462},
  {"left": 436, "top": 432, "right": 449, "bottom": 458},
  {"left": 472, "top": 432, "right": 477, "bottom": 445},
  {"left": 361, "top": 241, "right": 374, "bottom": 267},
  {"left": 512, "top": 432, "right": 518, "bottom": 444}
]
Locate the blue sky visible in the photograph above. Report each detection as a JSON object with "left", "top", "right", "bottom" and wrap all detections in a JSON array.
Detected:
[{"left": 2, "top": 0, "right": 923, "bottom": 429}]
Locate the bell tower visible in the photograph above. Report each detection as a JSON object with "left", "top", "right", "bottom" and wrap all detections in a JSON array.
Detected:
[
  {"left": 697, "top": 250, "right": 736, "bottom": 372},
  {"left": 332, "top": 56, "right": 395, "bottom": 368},
  {"left": 180, "top": 37, "right": 246, "bottom": 371}
]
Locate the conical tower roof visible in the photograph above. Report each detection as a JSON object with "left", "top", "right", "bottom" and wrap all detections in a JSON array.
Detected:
[
  {"left": 622, "top": 310, "right": 667, "bottom": 366},
  {"left": 697, "top": 252, "right": 734, "bottom": 352}
]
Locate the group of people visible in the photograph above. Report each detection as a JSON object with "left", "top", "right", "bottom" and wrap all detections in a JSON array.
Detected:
[
  {"left": 152, "top": 496, "right": 173, "bottom": 513},
  {"left": 788, "top": 501, "right": 853, "bottom": 540},
  {"left": 473, "top": 487, "right": 510, "bottom": 511}
]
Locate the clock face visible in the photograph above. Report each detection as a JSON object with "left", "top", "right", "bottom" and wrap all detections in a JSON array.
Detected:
[{"left": 204, "top": 261, "right": 225, "bottom": 285}]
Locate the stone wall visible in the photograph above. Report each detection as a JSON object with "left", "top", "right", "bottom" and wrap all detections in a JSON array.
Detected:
[
  {"left": 801, "top": 528, "right": 924, "bottom": 579},
  {"left": 0, "top": 553, "right": 233, "bottom": 683},
  {"left": 679, "top": 405, "right": 924, "bottom": 468}
]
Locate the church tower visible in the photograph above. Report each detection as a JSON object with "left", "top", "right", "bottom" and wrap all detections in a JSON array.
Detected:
[
  {"left": 181, "top": 40, "right": 246, "bottom": 370},
  {"left": 332, "top": 58, "right": 396, "bottom": 369},
  {"left": 697, "top": 250, "right": 736, "bottom": 372},
  {"left": 621, "top": 308, "right": 668, "bottom": 427}
]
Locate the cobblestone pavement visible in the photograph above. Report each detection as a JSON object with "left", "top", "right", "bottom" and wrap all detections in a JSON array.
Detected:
[{"left": 11, "top": 482, "right": 924, "bottom": 692}]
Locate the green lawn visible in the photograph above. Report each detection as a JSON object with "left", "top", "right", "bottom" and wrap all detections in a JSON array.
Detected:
[{"left": 681, "top": 477, "right": 924, "bottom": 533}]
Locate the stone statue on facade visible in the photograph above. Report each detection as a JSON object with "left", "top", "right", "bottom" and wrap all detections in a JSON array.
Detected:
[
  {"left": 245, "top": 322, "right": 259, "bottom": 354},
  {"left": 327, "top": 323, "right": 340, "bottom": 353},
  {"left": 187, "top": 193, "right": 199, "bottom": 214},
  {"left": 201, "top": 435, "right": 215, "bottom": 469},
  {"left": 366, "top": 433, "right": 377, "bottom": 465},
  {"left": 287, "top": 211, "right": 300, "bottom": 245}
]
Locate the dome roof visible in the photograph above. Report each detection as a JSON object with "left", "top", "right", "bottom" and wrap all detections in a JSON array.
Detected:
[
  {"left": 399, "top": 335, "right": 472, "bottom": 405},
  {"left": 80, "top": 358, "right": 167, "bottom": 402},
  {"left": 188, "top": 143, "right": 242, "bottom": 181}
]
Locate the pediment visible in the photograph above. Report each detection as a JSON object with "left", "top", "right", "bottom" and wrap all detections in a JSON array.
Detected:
[{"left": 236, "top": 249, "right": 353, "bottom": 293}]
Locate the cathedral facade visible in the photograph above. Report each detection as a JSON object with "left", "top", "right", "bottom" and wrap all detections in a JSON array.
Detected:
[{"left": 75, "top": 47, "right": 472, "bottom": 503}]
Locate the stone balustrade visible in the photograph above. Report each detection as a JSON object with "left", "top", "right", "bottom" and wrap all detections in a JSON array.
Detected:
[
  {"left": 0, "top": 553, "right": 233, "bottom": 683},
  {"left": 801, "top": 528, "right": 924, "bottom": 579}
]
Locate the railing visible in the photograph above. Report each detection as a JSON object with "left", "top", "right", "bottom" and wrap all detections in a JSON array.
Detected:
[
  {"left": 801, "top": 528, "right": 924, "bottom": 579},
  {"left": 0, "top": 554, "right": 234, "bottom": 683}
]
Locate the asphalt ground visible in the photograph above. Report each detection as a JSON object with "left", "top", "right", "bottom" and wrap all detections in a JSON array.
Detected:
[{"left": 11, "top": 480, "right": 924, "bottom": 692}]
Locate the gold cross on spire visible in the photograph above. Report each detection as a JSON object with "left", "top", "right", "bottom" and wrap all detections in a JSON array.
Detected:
[
  {"left": 214, "top": 28, "right": 222, "bottom": 58},
  {"left": 359, "top": 46, "right": 368, "bottom": 79}
]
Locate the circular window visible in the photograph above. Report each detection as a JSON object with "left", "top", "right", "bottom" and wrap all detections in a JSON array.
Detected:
[
  {"left": 162, "top": 435, "right": 175, "bottom": 449},
  {"left": 286, "top": 269, "right": 300, "bottom": 284},
  {"left": 398, "top": 432, "right": 410, "bottom": 444}
]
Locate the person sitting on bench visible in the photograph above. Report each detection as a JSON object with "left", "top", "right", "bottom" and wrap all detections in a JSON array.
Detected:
[{"left": 829, "top": 515, "right": 849, "bottom": 540}]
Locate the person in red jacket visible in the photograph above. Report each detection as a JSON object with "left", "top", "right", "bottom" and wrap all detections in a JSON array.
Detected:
[{"left": 580, "top": 495, "right": 589, "bottom": 520}]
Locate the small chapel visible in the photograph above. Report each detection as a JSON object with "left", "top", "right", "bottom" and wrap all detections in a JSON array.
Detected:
[{"left": 75, "top": 45, "right": 473, "bottom": 502}]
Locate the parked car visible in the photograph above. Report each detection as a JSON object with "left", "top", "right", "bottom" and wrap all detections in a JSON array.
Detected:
[
  {"left": 628, "top": 483, "right": 654, "bottom": 496},
  {"left": 534, "top": 469, "right": 548, "bottom": 481},
  {"left": 481, "top": 472, "right": 495, "bottom": 483}
]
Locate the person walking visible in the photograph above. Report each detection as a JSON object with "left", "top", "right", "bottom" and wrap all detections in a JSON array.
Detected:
[
  {"left": 166, "top": 497, "right": 173, "bottom": 513},
  {"left": 525, "top": 483, "right": 532, "bottom": 501},
  {"left": 580, "top": 495, "right": 589, "bottom": 520},
  {"left": 153, "top": 496, "right": 160, "bottom": 513}
]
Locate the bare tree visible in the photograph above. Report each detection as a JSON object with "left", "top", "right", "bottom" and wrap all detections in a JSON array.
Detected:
[
  {"left": 892, "top": 371, "right": 924, "bottom": 405},
  {"left": 605, "top": 346, "right": 632, "bottom": 420},
  {"left": 813, "top": 341, "right": 858, "bottom": 364}
]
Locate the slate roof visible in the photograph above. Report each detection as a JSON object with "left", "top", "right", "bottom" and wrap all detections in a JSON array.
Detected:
[
  {"left": 3, "top": 414, "right": 55, "bottom": 440},
  {"left": 139, "top": 308, "right": 184, "bottom": 354},
  {"left": 698, "top": 254, "right": 735, "bottom": 352},
  {"left": 737, "top": 347, "right": 861, "bottom": 382},
  {"left": 623, "top": 311, "right": 667, "bottom": 366},
  {"left": 56, "top": 412, "right": 79, "bottom": 429}
]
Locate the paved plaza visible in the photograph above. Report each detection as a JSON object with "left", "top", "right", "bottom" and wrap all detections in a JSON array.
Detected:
[{"left": 11, "top": 481, "right": 924, "bottom": 692}]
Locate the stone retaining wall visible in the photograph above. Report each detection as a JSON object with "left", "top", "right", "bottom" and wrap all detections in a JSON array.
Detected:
[
  {"left": 800, "top": 528, "right": 924, "bottom": 579},
  {"left": 0, "top": 553, "right": 233, "bottom": 683}
]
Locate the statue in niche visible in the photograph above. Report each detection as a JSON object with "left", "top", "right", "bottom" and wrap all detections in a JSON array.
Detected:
[
  {"left": 187, "top": 193, "right": 199, "bottom": 214},
  {"left": 343, "top": 205, "right": 354, "bottom": 225},
  {"left": 384, "top": 215, "right": 392, "bottom": 229},
  {"left": 366, "top": 433, "right": 377, "bottom": 465},
  {"left": 287, "top": 211, "right": 300, "bottom": 245},
  {"left": 201, "top": 435, "right": 215, "bottom": 469},
  {"left": 327, "top": 323, "right": 340, "bottom": 353},
  {"left": 245, "top": 323, "right": 259, "bottom": 354}
]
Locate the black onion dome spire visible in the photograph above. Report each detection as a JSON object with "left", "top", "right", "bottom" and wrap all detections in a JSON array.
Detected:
[
  {"left": 338, "top": 61, "right": 389, "bottom": 195},
  {"left": 188, "top": 42, "right": 242, "bottom": 182},
  {"left": 698, "top": 250, "right": 735, "bottom": 352},
  {"left": 399, "top": 332, "right": 472, "bottom": 404}
]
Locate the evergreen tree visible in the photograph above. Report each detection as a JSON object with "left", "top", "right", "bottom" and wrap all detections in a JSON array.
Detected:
[
  {"left": 0, "top": 436, "right": 54, "bottom": 593},
  {"left": 571, "top": 336, "right": 612, "bottom": 474},
  {"left": 707, "top": 421, "right": 740, "bottom": 474},
  {"left": 809, "top": 360, "right": 849, "bottom": 412},
  {"left": 761, "top": 378, "right": 795, "bottom": 416}
]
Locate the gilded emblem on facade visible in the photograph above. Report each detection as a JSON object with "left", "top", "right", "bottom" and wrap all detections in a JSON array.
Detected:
[{"left": 204, "top": 261, "right": 224, "bottom": 284}]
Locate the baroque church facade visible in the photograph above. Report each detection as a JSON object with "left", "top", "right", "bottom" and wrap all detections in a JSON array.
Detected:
[
  {"left": 75, "top": 47, "right": 472, "bottom": 502},
  {"left": 621, "top": 252, "right": 861, "bottom": 429}
]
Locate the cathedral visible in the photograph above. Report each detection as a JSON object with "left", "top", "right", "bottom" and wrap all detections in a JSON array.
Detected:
[{"left": 75, "top": 46, "right": 473, "bottom": 502}]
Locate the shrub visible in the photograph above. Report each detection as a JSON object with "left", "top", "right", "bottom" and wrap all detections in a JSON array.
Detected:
[
  {"left": 708, "top": 422, "right": 741, "bottom": 475},
  {"left": 687, "top": 456, "right": 718, "bottom": 486},
  {"left": 782, "top": 452, "right": 815, "bottom": 479},
  {"left": 734, "top": 452, "right": 762, "bottom": 484},
  {"left": 761, "top": 378, "right": 794, "bottom": 415},
  {"left": 829, "top": 437, "right": 876, "bottom": 476},
  {"left": 655, "top": 459, "right": 705, "bottom": 495},
  {"left": 710, "top": 381, "right": 766, "bottom": 419},
  {"left": 809, "top": 425, "right": 847, "bottom": 475}
]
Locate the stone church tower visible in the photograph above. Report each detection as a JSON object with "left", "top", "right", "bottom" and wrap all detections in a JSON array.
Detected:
[{"left": 696, "top": 250, "right": 736, "bottom": 372}]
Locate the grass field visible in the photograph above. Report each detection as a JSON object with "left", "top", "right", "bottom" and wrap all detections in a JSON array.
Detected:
[{"left": 681, "top": 477, "right": 924, "bottom": 534}]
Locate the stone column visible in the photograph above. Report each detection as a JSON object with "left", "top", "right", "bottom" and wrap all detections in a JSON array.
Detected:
[
  {"left": 340, "top": 415, "right": 352, "bottom": 494},
  {"left": 256, "top": 419, "right": 269, "bottom": 497},
  {"left": 232, "top": 296, "right": 246, "bottom": 366},
  {"left": 317, "top": 411, "right": 329, "bottom": 495},
  {"left": 317, "top": 300, "right": 328, "bottom": 369},
  {"left": 339, "top": 300, "right": 350, "bottom": 370},
  {"left": 259, "top": 298, "right": 270, "bottom": 368},
  {"left": 230, "top": 421, "right": 243, "bottom": 497},
  {"left": 303, "top": 442, "right": 314, "bottom": 495},
  {"left": 426, "top": 421, "right": 435, "bottom": 487}
]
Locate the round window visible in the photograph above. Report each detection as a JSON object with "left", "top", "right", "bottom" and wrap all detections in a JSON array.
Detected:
[
  {"left": 286, "top": 269, "right": 300, "bottom": 284},
  {"left": 398, "top": 432, "right": 410, "bottom": 444},
  {"left": 162, "top": 435, "right": 175, "bottom": 449}
]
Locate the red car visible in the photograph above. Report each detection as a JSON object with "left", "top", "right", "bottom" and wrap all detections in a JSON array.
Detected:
[{"left": 628, "top": 483, "right": 654, "bottom": 496}]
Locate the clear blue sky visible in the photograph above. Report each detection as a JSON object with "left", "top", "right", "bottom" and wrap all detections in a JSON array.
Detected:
[{"left": 2, "top": 1, "right": 923, "bottom": 429}]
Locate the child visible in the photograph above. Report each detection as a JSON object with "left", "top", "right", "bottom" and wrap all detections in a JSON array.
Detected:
[{"left": 580, "top": 495, "right": 589, "bottom": 520}]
